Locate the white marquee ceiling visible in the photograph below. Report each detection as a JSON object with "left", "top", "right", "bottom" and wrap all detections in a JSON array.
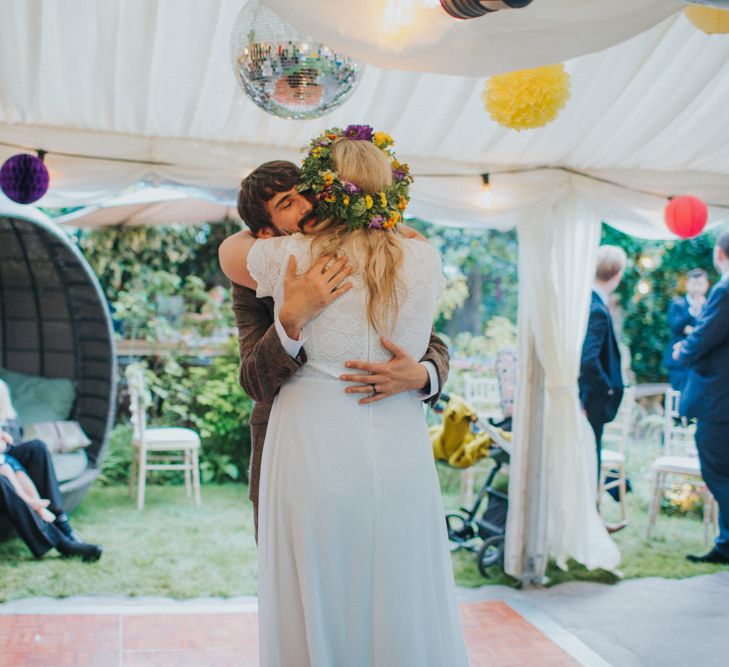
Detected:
[{"left": 1, "top": 0, "right": 728, "bottom": 236}]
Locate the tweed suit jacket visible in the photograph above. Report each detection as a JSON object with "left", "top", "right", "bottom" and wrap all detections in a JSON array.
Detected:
[{"left": 230, "top": 281, "right": 450, "bottom": 527}]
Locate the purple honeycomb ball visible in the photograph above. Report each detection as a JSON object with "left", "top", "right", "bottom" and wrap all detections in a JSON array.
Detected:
[{"left": 0, "top": 154, "right": 50, "bottom": 204}]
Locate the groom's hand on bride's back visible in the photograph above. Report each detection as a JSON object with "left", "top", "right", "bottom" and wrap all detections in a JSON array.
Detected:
[
  {"left": 341, "top": 337, "right": 430, "bottom": 405},
  {"left": 278, "top": 255, "right": 353, "bottom": 339}
]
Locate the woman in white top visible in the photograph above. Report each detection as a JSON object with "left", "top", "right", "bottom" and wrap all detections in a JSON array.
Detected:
[{"left": 236, "top": 126, "right": 468, "bottom": 667}]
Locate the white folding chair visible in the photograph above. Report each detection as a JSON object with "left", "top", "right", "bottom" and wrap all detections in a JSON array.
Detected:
[
  {"left": 463, "top": 375, "right": 503, "bottom": 424},
  {"left": 127, "top": 366, "right": 202, "bottom": 510},
  {"left": 598, "top": 386, "right": 635, "bottom": 523},
  {"left": 646, "top": 388, "right": 716, "bottom": 544}
]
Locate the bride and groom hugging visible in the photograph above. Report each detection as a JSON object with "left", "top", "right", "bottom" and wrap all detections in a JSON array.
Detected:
[{"left": 219, "top": 126, "right": 469, "bottom": 666}]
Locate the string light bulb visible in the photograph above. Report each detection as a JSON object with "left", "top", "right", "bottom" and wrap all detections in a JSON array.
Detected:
[{"left": 479, "top": 173, "right": 493, "bottom": 208}]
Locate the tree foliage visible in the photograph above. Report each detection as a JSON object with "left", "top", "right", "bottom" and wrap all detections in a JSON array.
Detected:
[{"left": 601, "top": 225, "right": 720, "bottom": 382}]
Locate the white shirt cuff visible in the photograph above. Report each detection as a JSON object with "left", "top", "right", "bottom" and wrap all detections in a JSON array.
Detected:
[
  {"left": 416, "top": 361, "right": 439, "bottom": 401},
  {"left": 274, "top": 316, "right": 306, "bottom": 358}
]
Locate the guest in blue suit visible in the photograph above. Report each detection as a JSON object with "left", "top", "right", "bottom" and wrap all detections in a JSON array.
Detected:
[
  {"left": 580, "top": 246, "right": 626, "bottom": 483},
  {"left": 675, "top": 230, "right": 729, "bottom": 565},
  {"left": 663, "top": 268, "right": 710, "bottom": 390}
]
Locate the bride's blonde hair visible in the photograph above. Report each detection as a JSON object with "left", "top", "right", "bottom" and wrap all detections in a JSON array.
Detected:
[{"left": 309, "top": 138, "right": 404, "bottom": 332}]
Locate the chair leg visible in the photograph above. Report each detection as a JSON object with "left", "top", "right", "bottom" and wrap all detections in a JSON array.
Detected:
[
  {"left": 618, "top": 464, "right": 628, "bottom": 523},
  {"left": 713, "top": 495, "right": 719, "bottom": 531},
  {"left": 192, "top": 448, "right": 201, "bottom": 507},
  {"left": 129, "top": 448, "right": 138, "bottom": 499},
  {"left": 703, "top": 490, "right": 714, "bottom": 547},
  {"left": 646, "top": 471, "right": 664, "bottom": 539},
  {"left": 137, "top": 448, "right": 147, "bottom": 511},
  {"left": 184, "top": 449, "right": 192, "bottom": 498},
  {"left": 460, "top": 469, "right": 475, "bottom": 508}
]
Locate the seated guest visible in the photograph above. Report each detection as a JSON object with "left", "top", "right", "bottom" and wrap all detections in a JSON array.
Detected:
[
  {"left": 664, "top": 268, "right": 710, "bottom": 390},
  {"left": 0, "top": 380, "right": 102, "bottom": 562},
  {"left": 1, "top": 431, "right": 56, "bottom": 522}
]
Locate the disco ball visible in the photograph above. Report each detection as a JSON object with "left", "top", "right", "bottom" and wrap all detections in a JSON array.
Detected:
[{"left": 230, "top": 0, "right": 362, "bottom": 120}]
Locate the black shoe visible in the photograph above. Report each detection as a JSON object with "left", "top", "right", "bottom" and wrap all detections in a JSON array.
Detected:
[
  {"left": 54, "top": 516, "right": 82, "bottom": 543},
  {"left": 686, "top": 548, "right": 729, "bottom": 565},
  {"left": 56, "top": 535, "right": 103, "bottom": 563}
]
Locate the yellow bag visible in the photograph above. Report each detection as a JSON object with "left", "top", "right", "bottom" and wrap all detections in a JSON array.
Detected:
[{"left": 431, "top": 395, "right": 492, "bottom": 468}]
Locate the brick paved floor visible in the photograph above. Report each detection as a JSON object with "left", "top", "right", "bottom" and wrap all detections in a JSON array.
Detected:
[{"left": 0, "top": 600, "right": 580, "bottom": 666}]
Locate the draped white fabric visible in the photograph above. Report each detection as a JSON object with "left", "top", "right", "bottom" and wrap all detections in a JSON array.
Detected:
[
  {"left": 494, "top": 171, "right": 621, "bottom": 576},
  {"left": 1, "top": 1, "right": 729, "bottom": 239},
  {"left": 54, "top": 188, "right": 238, "bottom": 228},
  {"left": 265, "top": 0, "right": 679, "bottom": 76}
]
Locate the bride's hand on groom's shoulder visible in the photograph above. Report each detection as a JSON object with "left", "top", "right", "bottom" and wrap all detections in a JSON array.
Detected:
[
  {"left": 341, "top": 337, "right": 429, "bottom": 405},
  {"left": 279, "top": 254, "right": 353, "bottom": 339}
]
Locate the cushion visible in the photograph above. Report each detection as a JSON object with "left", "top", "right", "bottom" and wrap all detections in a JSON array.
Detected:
[
  {"left": 0, "top": 367, "right": 75, "bottom": 427},
  {"left": 24, "top": 421, "right": 91, "bottom": 454},
  {"left": 51, "top": 450, "right": 88, "bottom": 485}
]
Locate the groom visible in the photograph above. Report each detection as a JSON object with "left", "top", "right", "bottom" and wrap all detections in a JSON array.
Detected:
[{"left": 219, "top": 160, "right": 450, "bottom": 537}]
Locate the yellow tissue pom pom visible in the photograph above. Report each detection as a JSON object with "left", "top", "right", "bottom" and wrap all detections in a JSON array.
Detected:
[
  {"left": 482, "top": 63, "right": 571, "bottom": 131},
  {"left": 684, "top": 6, "right": 729, "bottom": 34}
]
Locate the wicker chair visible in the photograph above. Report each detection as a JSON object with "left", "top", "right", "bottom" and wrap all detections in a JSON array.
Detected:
[{"left": 0, "top": 198, "right": 116, "bottom": 513}]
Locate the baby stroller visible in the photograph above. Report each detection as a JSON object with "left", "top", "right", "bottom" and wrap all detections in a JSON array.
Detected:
[{"left": 430, "top": 392, "right": 511, "bottom": 577}]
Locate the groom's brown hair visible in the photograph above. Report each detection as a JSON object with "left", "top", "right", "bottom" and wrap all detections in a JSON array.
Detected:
[{"left": 237, "top": 161, "right": 301, "bottom": 236}]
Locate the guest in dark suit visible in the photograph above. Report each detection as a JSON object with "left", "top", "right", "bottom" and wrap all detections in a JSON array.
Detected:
[
  {"left": 675, "top": 230, "right": 729, "bottom": 565},
  {"left": 579, "top": 245, "right": 627, "bottom": 483},
  {"left": 1, "top": 432, "right": 103, "bottom": 562},
  {"left": 663, "top": 268, "right": 709, "bottom": 390},
  {"left": 0, "top": 379, "right": 102, "bottom": 561}
]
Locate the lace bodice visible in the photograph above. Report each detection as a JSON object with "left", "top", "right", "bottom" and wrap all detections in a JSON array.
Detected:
[{"left": 247, "top": 233, "right": 446, "bottom": 380}]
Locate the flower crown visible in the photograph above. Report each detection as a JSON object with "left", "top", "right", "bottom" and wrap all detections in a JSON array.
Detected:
[{"left": 299, "top": 124, "right": 413, "bottom": 231}]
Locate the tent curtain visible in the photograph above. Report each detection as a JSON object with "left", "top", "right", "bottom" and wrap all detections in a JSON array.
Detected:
[{"left": 502, "top": 171, "right": 621, "bottom": 577}]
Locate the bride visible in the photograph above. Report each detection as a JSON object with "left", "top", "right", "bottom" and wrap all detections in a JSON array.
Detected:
[{"left": 236, "top": 125, "right": 468, "bottom": 666}]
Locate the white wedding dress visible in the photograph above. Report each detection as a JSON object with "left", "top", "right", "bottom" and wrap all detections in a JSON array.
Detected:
[{"left": 248, "top": 233, "right": 468, "bottom": 667}]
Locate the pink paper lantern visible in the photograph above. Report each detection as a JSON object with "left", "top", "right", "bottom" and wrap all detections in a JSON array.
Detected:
[{"left": 664, "top": 196, "right": 708, "bottom": 239}]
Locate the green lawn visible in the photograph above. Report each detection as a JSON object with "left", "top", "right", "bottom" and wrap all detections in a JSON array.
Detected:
[
  {"left": 0, "top": 435, "right": 725, "bottom": 602},
  {"left": 0, "top": 485, "right": 257, "bottom": 602}
]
